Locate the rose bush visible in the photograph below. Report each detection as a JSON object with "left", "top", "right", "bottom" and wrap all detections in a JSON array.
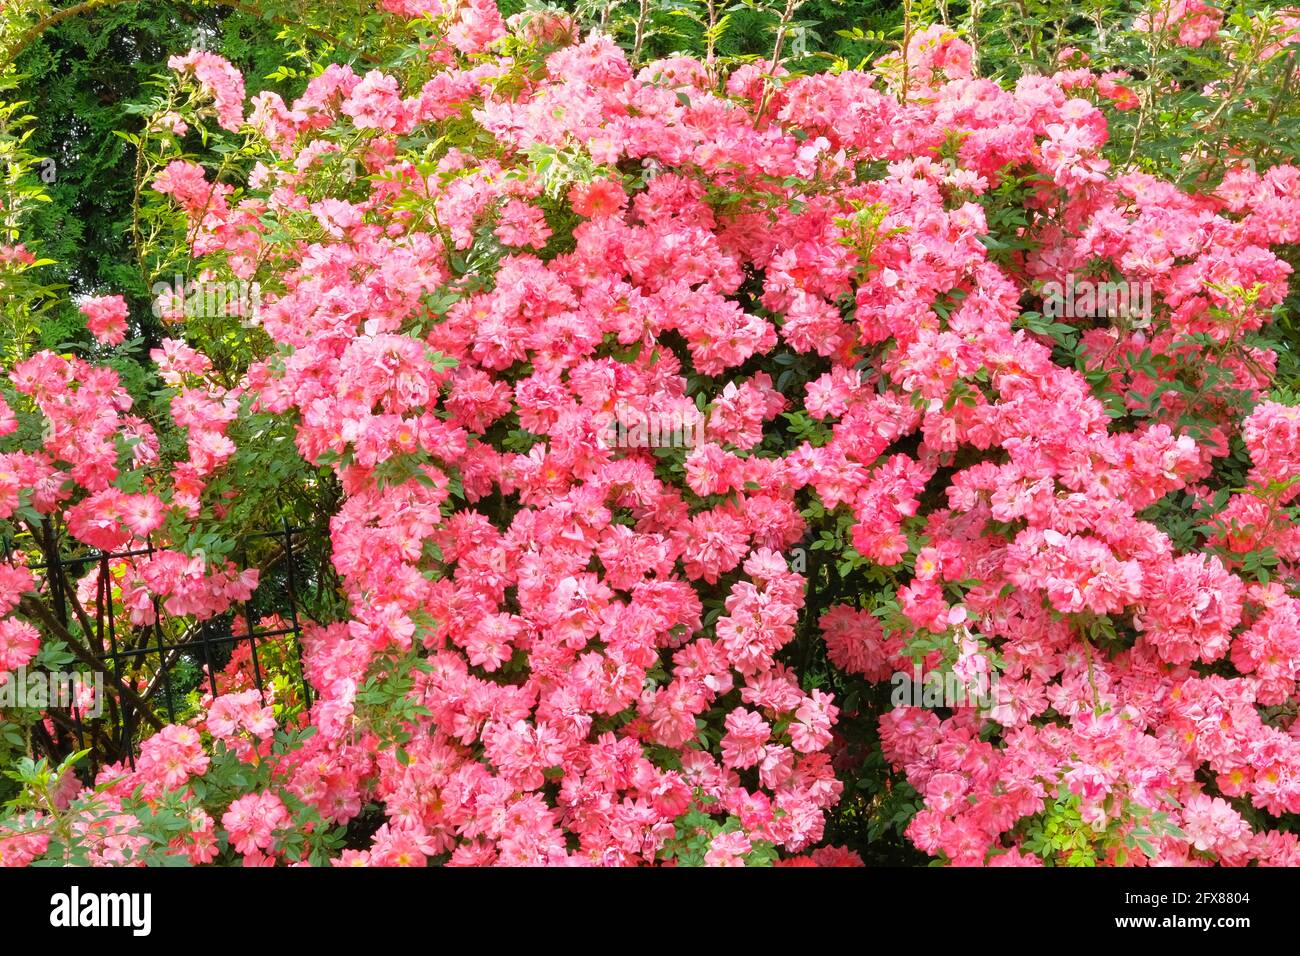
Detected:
[{"left": 3, "top": 0, "right": 1300, "bottom": 866}]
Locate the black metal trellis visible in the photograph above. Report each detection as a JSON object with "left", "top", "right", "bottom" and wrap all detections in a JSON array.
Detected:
[{"left": 5, "top": 521, "right": 315, "bottom": 769}]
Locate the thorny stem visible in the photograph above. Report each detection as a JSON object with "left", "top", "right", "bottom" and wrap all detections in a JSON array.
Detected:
[
  {"left": 631, "top": 0, "right": 650, "bottom": 65},
  {"left": 1126, "top": 11, "right": 1161, "bottom": 167},
  {"left": 756, "top": 0, "right": 804, "bottom": 123},
  {"left": 901, "top": 0, "right": 913, "bottom": 99},
  {"left": 18, "top": 596, "right": 165, "bottom": 733},
  {"left": 705, "top": 0, "right": 718, "bottom": 86},
  {"left": 1078, "top": 619, "right": 1103, "bottom": 714}
]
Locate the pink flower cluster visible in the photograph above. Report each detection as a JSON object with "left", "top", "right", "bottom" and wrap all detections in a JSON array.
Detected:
[
  {"left": 168, "top": 50, "right": 247, "bottom": 132},
  {"left": 1135, "top": 0, "right": 1225, "bottom": 48},
  {"left": 79, "top": 294, "right": 129, "bottom": 346}
]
